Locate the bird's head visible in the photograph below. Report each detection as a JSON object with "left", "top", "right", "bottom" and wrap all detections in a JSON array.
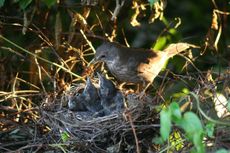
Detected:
[
  {"left": 83, "top": 77, "right": 98, "bottom": 100},
  {"left": 94, "top": 41, "right": 118, "bottom": 63},
  {"left": 97, "top": 72, "right": 116, "bottom": 97}
]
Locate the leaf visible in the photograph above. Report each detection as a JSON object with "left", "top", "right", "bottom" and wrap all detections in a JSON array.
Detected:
[
  {"left": 160, "top": 108, "right": 171, "bottom": 141},
  {"left": 170, "top": 131, "right": 184, "bottom": 151},
  {"left": 0, "top": 0, "right": 5, "bottom": 7},
  {"left": 42, "top": 0, "right": 57, "bottom": 8},
  {"left": 182, "top": 88, "right": 190, "bottom": 94},
  {"left": 148, "top": 0, "right": 159, "bottom": 8},
  {"left": 61, "top": 131, "right": 70, "bottom": 142},
  {"left": 169, "top": 28, "right": 177, "bottom": 35},
  {"left": 180, "top": 112, "right": 203, "bottom": 139},
  {"left": 169, "top": 102, "right": 182, "bottom": 122},
  {"left": 152, "top": 136, "right": 164, "bottom": 144},
  {"left": 179, "top": 112, "right": 205, "bottom": 153},
  {"left": 19, "top": 0, "right": 32, "bottom": 10},
  {"left": 153, "top": 36, "right": 167, "bottom": 50},
  {"left": 215, "top": 149, "right": 229, "bottom": 153},
  {"left": 193, "top": 131, "right": 205, "bottom": 153},
  {"left": 205, "top": 122, "right": 215, "bottom": 138}
]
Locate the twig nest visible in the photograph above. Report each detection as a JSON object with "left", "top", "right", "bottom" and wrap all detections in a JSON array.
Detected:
[{"left": 40, "top": 74, "right": 158, "bottom": 152}]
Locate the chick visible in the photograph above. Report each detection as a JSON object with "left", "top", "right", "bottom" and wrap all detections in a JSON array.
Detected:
[
  {"left": 97, "top": 73, "right": 124, "bottom": 115},
  {"left": 68, "top": 77, "right": 103, "bottom": 115}
]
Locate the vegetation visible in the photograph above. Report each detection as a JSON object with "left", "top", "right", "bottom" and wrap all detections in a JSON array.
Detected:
[{"left": 0, "top": 0, "right": 229, "bottom": 152}]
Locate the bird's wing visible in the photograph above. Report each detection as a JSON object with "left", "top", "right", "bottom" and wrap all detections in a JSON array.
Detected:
[{"left": 137, "top": 52, "right": 168, "bottom": 83}]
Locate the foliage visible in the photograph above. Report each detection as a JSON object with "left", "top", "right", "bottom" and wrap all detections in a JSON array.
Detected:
[
  {"left": 0, "top": 0, "right": 4, "bottom": 7},
  {"left": 159, "top": 102, "right": 205, "bottom": 153},
  {"left": 0, "top": 0, "right": 57, "bottom": 9}
]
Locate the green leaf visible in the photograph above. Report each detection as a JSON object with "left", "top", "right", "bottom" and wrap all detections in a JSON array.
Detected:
[
  {"left": 180, "top": 112, "right": 203, "bottom": 137},
  {"left": 169, "top": 102, "right": 182, "bottom": 122},
  {"left": 19, "top": 0, "right": 32, "bottom": 10},
  {"left": 215, "top": 149, "right": 229, "bottom": 153},
  {"left": 61, "top": 131, "right": 70, "bottom": 142},
  {"left": 0, "top": 0, "right": 5, "bottom": 7},
  {"left": 42, "top": 0, "right": 57, "bottom": 8},
  {"left": 148, "top": 0, "right": 159, "bottom": 8},
  {"left": 152, "top": 136, "right": 164, "bottom": 144},
  {"left": 169, "top": 28, "right": 177, "bottom": 35},
  {"left": 205, "top": 122, "right": 215, "bottom": 138},
  {"left": 160, "top": 108, "right": 171, "bottom": 141},
  {"left": 180, "top": 112, "right": 205, "bottom": 153},
  {"left": 171, "top": 131, "right": 184, "bottom": 151},
  {"left": 153, "top": 36, "right": 167, "bottom": 50},
  {"left": 182, "top": 88, "right": 190, "bottom": 94},
  {"left": 193, "top": 131, "right": 205, "bottom": 153}
]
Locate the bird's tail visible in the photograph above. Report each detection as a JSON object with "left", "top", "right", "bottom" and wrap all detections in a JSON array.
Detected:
[{"left": 164, "top": 43, "right": 198, "bottom": 58}]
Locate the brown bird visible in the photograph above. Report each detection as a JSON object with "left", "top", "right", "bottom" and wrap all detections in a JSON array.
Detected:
[{"left": 94, "top": 41, "right": 194, "bottom": 93}]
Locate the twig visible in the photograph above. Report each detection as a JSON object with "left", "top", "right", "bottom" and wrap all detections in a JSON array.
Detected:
[
  {"left": 111, "top": 0, "right": 125, "bottom": 21},
  {"left": 190, "top": 92, "right": 230, "bottom": 126},
  {"left": 0, "top": 35, "right": 83, "bottom": 79},
  {"left": 80, "top": 29, "right": 96, "bottom": 53},
  {"left": 34, "top": 55, "right": 47, "bottom": 93},
  {"left": 125, "top": 111, "right": 140, "bottom": 153}
]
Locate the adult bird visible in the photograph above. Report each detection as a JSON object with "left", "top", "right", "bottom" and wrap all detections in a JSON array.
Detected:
[{"left": 94, "top": 41, "right": 194, "bottom": 94}]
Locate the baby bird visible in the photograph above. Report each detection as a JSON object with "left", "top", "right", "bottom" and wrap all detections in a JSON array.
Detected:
[
  {"left": 68, "top": 92, "right": 87, "bottom": 111},
  {"left": 68, "top": 77, "right": 103, "bottom": 114},
  {"left": 97, "top": 73, "right": 124, "bottom": 115}
]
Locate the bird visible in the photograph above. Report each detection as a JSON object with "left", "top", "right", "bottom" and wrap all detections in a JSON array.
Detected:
[
  {"left": 68, "top": 93, "right": 87, "bottom": 111},
  {"left": 68, "top": 77, "right": 104, "bottom": 115},
  {"left": 97, "top": 72, "right": 124, "bottom": 115},
  {"left": 94, "top": 41, "right": 193, "bottom": 94}
]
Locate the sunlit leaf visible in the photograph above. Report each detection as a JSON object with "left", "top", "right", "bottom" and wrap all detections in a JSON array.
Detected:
[
  {"left": 61, "top": 131, "right": 70, "bottom": 142},
  {"left": 169, "top": 131, "right": 184, "bottom": 151},
  {"left": 153, "top": 36, "right": 167, "bottom": 50},
  {"left": 169, "top": 28, "right": 177, "bottom": 35},
  {"left": 182, "top": 88, "right": 190, "bottom": 94}
]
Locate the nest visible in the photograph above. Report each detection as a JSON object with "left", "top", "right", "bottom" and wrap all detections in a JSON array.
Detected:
[{"left": 40, "top": 84, "right": 160, "bottom": 153}]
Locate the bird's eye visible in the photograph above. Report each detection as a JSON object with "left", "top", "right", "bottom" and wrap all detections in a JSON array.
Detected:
[{"left": 100, "top": 55, "right": 106, "bottom": 59}]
